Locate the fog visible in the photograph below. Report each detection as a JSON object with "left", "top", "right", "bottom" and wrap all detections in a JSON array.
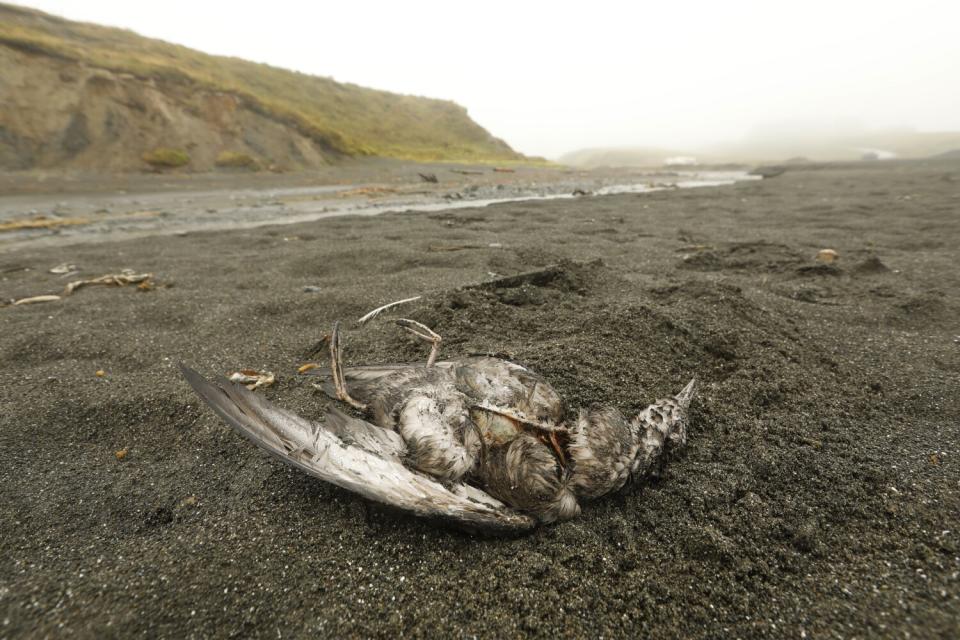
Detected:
[{"left": 13, "top": 0, "right": 960, "bottom": 158}]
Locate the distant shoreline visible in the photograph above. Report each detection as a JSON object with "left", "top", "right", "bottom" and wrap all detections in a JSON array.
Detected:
[{"left": 0, "top": 164, "right": 758, "bottom": 251}]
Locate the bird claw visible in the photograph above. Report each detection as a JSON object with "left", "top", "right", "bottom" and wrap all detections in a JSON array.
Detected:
[{"left": 395, "top": 318, "right": 442, "bottom": 366}]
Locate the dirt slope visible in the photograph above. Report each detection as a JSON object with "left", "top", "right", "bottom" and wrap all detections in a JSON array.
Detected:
[{"left": 0, "top": 3, "right": 523, "bottom": 171}]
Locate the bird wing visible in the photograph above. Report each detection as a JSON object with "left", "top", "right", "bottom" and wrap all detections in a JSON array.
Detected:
[
  {"left": 180, "top": 365, "right": 535, "bottom": 534},
  {"left": 301, "top": 362, "right": 457, "bottom": 425}
]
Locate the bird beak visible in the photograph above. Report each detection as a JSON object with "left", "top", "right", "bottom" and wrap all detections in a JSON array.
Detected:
[{"left": 674, "top": 378, "right": 697, "bottom": 411}]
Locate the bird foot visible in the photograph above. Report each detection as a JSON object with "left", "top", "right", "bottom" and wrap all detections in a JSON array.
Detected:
[
  {"left": 395, "top": 318, "right": 442, "bottom": 366},
  {"left": 329, "top": 321, "right": 367, "bottom": 411}
]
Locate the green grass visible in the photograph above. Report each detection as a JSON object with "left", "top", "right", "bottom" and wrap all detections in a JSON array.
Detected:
[
  {"left": 0, "top": 3, "right": 523, "bottom": 163},
  {"left": 142, "top": 147, "right": 190, "bottom": 168},
  {"left": 214, "top": 151, "right": 260, "bottom": 170}
]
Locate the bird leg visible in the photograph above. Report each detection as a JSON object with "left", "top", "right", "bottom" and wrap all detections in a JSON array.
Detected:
[
  {"left": 547, "top": 431, "right": 568, "bottom": 468},
  {"left": 395, "top": 319, "right": 442, "bottom": 366},
  {"left": 329, "top": 321, "right": 367, "bottom": 411}
]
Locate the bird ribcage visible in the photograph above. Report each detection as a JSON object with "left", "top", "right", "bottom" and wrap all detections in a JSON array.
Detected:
[
  {"left": 469, "top": 404, "right": 569, "bottom": 468},
  {"left": 469, "top": 406, "right": 521, "bottom": 447}
]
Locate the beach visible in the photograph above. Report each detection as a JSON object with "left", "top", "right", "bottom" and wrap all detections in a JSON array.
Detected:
[{"left": 1, "top": 158, "right": 958, "bottom": 638}]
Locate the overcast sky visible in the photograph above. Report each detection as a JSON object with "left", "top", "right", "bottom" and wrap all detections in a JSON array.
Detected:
[{"left": 12, "top": 0, "right": 960, "bottom": 158}]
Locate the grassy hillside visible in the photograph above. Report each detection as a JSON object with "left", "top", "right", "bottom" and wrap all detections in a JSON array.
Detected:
[{"left": 0, "top": 3, "right": 522, "bottom": 164}]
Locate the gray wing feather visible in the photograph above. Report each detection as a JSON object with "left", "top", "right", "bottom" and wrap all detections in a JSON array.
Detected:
[
  {"left": 300, "top": 364, "right": 427, "bottom": 405},
  {"left": 323, "top": 407, "right": 406, "bottom": 459},
  {"left": 180, "top": 364, "right": 535, "bottom": 533}
]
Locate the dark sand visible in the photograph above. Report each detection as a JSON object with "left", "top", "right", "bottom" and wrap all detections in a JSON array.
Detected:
[{"left": 1, "top": 160, "right": 958, "bottom": 638}]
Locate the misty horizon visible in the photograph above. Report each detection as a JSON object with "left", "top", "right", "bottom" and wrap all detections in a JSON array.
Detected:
[{"left": 7, "top": 0, "right": 960, "bottom": 159}]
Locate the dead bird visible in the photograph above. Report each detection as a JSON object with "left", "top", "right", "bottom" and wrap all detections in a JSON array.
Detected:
[{"left": 180, "top": 319, "right": 695, "bottom": 534}]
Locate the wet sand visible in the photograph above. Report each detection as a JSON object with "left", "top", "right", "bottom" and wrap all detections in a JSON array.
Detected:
[
  {"left": 0, "top": 163, "right": 752, "bottom": 251},
  {"left": 1, "top": 159, "right": 958, "bottom": 638}
]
